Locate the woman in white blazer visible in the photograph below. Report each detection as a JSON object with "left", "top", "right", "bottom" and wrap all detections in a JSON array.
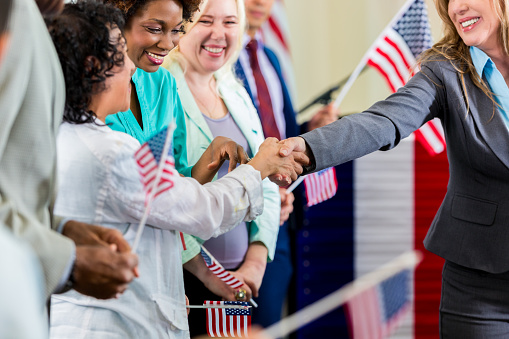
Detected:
[{"left": 165, "top": 0, "right": 280, "bottom": 335}]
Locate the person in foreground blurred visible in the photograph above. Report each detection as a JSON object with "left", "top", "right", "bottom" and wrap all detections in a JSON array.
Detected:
[
  {"left": 47, "top": 2, "right": 304, "bottom": 338},
  {"left": 165, "top": 0, "right": 280, "bottom": 335},
  {"left": 0, "top": 0, "right": 48, "bottom": 338},
  {"left": 277, "top": 0, "right": 509, "bottom": 336},
  {"left": 0, "top": 0, "right": 138, "bottom": 304}
]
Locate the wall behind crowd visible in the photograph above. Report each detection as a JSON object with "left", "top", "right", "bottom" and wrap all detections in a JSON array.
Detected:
[{"left": 286, "top": 0, "right": 442, "bottom": 116}]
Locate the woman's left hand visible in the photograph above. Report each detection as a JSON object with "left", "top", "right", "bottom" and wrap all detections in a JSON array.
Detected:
[
  {"left": 207, "top": 136, "right": 250, "bottom": 173},
  {"left": 233, "top": 243, "right": 268, "bottom": 298}
]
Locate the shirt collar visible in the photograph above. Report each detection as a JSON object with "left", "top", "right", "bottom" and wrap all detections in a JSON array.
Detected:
[
  {"left": 242, "top": 32, "right": 263, "bottom": 50},
  {"left": 470, "top": 46, "right": 492, "bottom": 79}
]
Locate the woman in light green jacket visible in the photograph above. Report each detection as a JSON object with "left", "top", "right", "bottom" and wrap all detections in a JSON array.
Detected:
[{"left": 165, "top": 0, "right": 280, "bottom": 335}]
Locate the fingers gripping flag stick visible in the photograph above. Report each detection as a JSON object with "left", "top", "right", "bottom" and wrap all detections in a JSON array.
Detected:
[
  {"left": 200, "top": 247, "right": 244, "bottom": 289},
  {"left": 200, "top": 247, "right": 259, "bottom": 307},
  {"left": 132, "top": 124, "right": 176, "bottom": 253},
  {"left": 205, "top": 301, "right": 251, "bottom": 338}
]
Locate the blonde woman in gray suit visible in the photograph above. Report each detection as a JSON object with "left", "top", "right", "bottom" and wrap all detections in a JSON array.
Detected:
[{"left": 277, "top": 0, "right": 509, "bottom": 336}]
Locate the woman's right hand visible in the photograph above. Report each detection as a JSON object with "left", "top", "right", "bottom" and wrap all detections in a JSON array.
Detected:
[
  {"left": 206, "top": 136, "right": 250, "bottom": 173},
  {"left": 191, "top": 136, "right": 249, "bottom": 184},
  {"left": 248, "top": 137, "right": 309, "bottom": 182}
]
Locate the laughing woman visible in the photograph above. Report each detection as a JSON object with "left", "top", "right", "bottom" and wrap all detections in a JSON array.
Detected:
[{"left": 165, "top": 0, "right": 280, "bottom": 335}]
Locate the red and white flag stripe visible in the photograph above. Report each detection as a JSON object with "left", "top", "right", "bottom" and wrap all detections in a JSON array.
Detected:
[{"left": 205, "top": 301, "right": 250, "bottom": 338}]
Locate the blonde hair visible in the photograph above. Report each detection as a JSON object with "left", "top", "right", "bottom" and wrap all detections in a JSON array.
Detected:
[
  {"left": 167, "top": 0, "right": 246, "bottom": 89},
  {"left": 420, "top": 0, "right": 509, "bottom": 116}
]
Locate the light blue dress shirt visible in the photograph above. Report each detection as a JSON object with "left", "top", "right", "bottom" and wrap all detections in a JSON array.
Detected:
[{"left": 470, "top": 46, "right": 509, "bottom": 129}]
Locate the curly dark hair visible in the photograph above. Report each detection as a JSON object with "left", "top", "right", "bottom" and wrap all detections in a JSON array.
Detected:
[
  {"left": 103, "top": 0, "right": 201, "bottom": 25},
  {"left": 47, "top": 1, "right": 126, "bottom": 124}
]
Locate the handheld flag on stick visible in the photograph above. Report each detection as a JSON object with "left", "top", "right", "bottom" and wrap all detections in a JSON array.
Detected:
[
  {"left": 205, "top": 301, "right": 251, "bottom": 338},
  {"left": 132, "top": 124, "right": 176, "bottom": 252},
  {"left": 303, "top": 167, "right": 338, "bottom": 207},
  {"left": 345, "top": 269, "right": 411, "bottom": 338},
  {"left": 285, "top": 167, "right": 337, "bottom": 207},
  {"left": 200, "top": 247, "right": 258, "bottom": 307},
  {"left": 200, "top": 247, "right": 243, "bottom": 289},
  {"left": 261, "top": 251, "right": 422, "bottom": 339},
  {"left": 332, "top": 0, "right": 445, "bottom": 156}
]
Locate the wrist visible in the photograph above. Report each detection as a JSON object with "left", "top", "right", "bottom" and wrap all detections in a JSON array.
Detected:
[{"left": 247, "top": 158, "right": 268, "bottom": 179}]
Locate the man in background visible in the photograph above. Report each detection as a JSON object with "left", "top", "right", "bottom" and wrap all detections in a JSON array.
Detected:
[{"left": 235, "top": 0, "right": 338, "bottom": 327}]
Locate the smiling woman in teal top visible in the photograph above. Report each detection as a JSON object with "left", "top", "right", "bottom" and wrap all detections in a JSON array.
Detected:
[
  {"left": 102, "top": 0, "right": 200, "bottom": 177},
  {"left": 106, "top": 66, "right": 192, "bottom": 175}
]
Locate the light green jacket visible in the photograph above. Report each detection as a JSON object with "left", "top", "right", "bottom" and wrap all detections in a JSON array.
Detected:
[{"left": 168, "top": 63, "right": 280, "bottom": 263}]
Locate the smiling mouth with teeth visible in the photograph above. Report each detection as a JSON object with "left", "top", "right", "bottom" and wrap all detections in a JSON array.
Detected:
[
  {"left": 203, "top": 46, "right": 224, "bottom": 54},
  {"left": 461, "top": 17, "right": 480, "bottom": 28},
  {"left": 146, "top": 51, "right": 164, "bottom": 60}
]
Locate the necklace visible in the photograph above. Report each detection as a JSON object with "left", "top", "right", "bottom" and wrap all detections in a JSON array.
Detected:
[{"left": 188, "top": 81, "right": 226, "bottom": 120}]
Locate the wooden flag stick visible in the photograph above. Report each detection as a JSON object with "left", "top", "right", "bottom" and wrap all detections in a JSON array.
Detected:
[
  {"left": 262, "top": 250, "right": 423, "bottom": 338},
  {"left": 132, "top": 123, "right": 176, "bottom": 253}
]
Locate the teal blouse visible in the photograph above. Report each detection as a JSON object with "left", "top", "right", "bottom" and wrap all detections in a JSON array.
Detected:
[{"left": 106, "top": 67, "right": 191, "bottom": 176}]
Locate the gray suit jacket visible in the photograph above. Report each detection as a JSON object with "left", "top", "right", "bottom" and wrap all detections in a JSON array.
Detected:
[
  {"left": 0, "top": 0, "right": 74, "bottom": 298},
  {"left": 302, "top": 57, "right": 509, "bottom": 273}
]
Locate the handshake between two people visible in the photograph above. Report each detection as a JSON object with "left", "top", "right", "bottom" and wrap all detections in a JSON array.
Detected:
[
  {"left": 203, "top": 135, "right": 310, "bottom": 186},
  {"left": 61, "top": 136, "right": 309, "bottom": 301}
]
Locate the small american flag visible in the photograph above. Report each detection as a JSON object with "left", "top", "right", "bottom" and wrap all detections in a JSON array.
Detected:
[
  {"left": 367, "top": 0, "right": 446, "bottom": 156},
  {"left": 201, "top": 248, "right": 244, "bottom": 289},
  {"left": 134, "top": 126, "right": 176, "bottom": 202},
  {"left": 304, "top": 167, "right": 338, "bottom": 207},
  {"left": 345, "top": 269, "right": 411, "bottom": 339},
  {"left": 205, "top": 301, "right": 251, "bottom": 337}
]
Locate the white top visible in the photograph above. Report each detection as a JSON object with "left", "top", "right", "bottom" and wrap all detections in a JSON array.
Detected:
[{"left": 50, "top": 122, "right": 263, "bottom": 339}]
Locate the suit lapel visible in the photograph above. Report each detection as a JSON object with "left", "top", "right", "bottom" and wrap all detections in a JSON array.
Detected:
[
  {"left": 234, "top": 61, "right": 257, "bottom": 110},
  {"left": 467, "top": 75, "right": 509, "bottom": 170}
]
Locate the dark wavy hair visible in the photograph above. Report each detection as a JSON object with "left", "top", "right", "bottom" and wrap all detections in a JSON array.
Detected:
[
  {"left": 103, "top": 0, "right": 201, "bottom": 25},
  {"left": 47, "top": 1, "right": 126, "bottom": 124}
]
